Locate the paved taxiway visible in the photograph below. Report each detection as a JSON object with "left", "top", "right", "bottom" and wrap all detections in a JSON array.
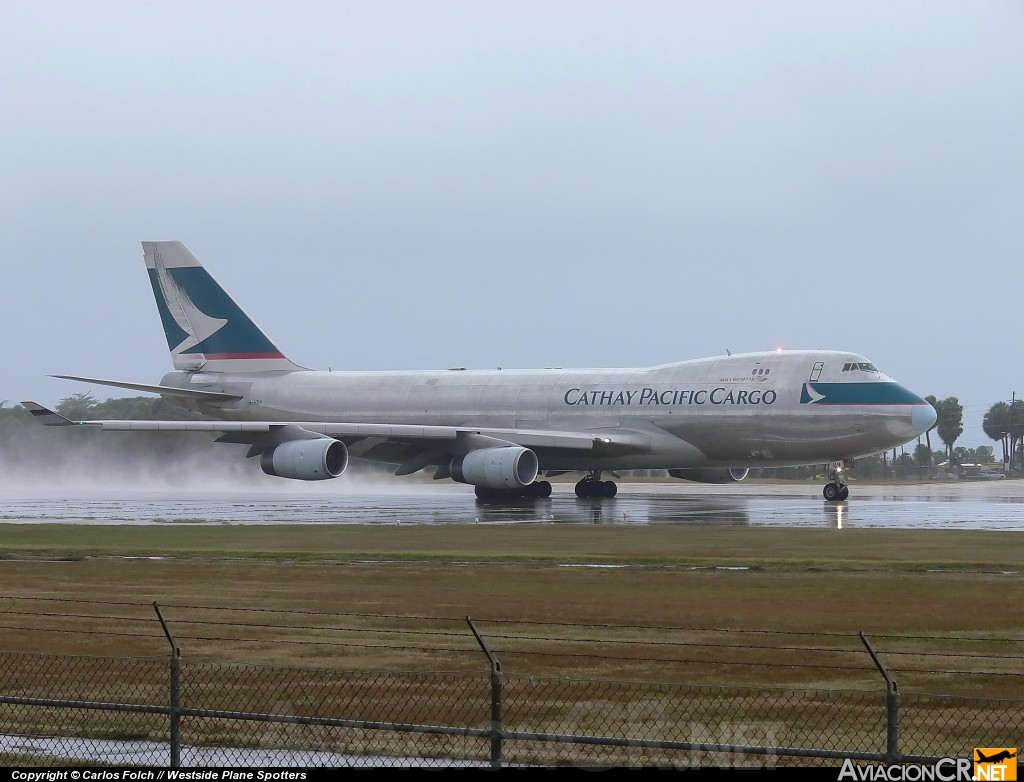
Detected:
[{"left": 1, "top": 480, "right": 1022, "bottom": 530}]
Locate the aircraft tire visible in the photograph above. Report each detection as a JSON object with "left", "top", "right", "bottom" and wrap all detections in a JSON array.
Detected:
[
  {"left": 839, "top": 486, "right": 850, "bottom": 501},
  {"left": 534, "top": 480, "right": 552, "bottom": 498},
  {"left": 575, "top": 479, "right": 600, "bottom": 498},
  {"left": 823, "top": 483, "right": 840, "bottom": 502},
  {"left": 574, "top": 479, "right": 615, "bottom": 499}
]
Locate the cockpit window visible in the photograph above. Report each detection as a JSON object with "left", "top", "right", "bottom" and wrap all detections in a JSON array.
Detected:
[{"left": 843, "top": 362, "right": 878, "bottom": 372}]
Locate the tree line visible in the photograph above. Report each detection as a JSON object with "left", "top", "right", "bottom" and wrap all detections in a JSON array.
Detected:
[{"left": 925, "top": 394, "right": 1024, "bottom": 471}]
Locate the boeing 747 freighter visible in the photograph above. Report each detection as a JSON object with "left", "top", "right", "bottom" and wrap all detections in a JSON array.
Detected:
[{"left": 24, "top": 241, "right": 936, "bottom": 502}]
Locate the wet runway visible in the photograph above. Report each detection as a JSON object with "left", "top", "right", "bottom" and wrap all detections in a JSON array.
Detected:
[{"left": 1, "top": 480, "right": 1023, "bottom": 530}]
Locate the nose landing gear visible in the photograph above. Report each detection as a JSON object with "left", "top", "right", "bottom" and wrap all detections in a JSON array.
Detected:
[{"left": 823, "top": 460, "right": 853, "bottom": 502}]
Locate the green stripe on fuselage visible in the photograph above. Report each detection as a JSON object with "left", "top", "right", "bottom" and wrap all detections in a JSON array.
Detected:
[{"left": 800, "top": 382, "right": 925, "bottom": 406}]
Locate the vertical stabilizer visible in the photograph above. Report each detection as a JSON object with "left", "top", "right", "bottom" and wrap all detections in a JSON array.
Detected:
[{"left": 143, "top": 241, "right": 306, "bottom": 373}]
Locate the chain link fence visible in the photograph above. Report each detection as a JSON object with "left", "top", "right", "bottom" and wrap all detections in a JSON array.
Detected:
[{"left": 2, "top": 623, "right": 1022, "bottom": 768}]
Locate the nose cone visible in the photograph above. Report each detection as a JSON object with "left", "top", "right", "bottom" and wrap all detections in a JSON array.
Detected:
[{"left": 911, "top": 401, "right": 938, "bottom": 435}]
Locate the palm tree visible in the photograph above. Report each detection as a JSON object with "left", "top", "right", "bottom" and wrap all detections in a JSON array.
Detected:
[
  {"left": 983, "top": 401, "right": 1011, "bottom": 466},
  {"left": 934, "top": 397, "right": 963, "bottom": 461},
  {"left": 1009, "top": 400, "right": 1024, "bottom": 472},
  {"left": 984, "top": 399, "right": 1024, "bottom": 472}
]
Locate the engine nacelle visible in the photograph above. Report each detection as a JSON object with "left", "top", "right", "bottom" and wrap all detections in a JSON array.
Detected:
[
  {"left": 260, "top": 438, "right": 349, "bottom": 481},
  {"left": 668, "top": 467, "right": 749, "bottom": 484},
  {"left": 451, "top": 446, "right": 539, "bottom": 489}
]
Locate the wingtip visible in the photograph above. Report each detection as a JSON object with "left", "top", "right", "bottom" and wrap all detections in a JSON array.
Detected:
[{"left": 20, "top": 402, "right": 76, "bottom": 426}]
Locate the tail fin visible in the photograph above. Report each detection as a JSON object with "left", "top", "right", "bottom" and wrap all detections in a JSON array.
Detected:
[{"left": 143, "top": 241, "right": 306, "bottom": 373}]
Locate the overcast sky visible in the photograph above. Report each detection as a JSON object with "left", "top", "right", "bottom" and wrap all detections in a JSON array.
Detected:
[{"left": 2, "top": 1, "right": 1021, "bottom": 449}]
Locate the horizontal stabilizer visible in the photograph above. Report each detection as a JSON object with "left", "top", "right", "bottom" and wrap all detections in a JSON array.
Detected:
[{"left": 52, "top": 375, "right": 242, "bottom": 402}]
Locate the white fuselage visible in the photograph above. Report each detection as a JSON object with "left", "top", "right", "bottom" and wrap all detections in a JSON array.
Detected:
[{"left": 162, "top": 349, "right": 931, "bottom": 472}]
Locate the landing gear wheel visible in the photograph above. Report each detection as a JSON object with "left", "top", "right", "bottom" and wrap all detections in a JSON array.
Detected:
[
  {"left": 823, "top": 482, "right": 840, "bottom": 502},
  {"left": 476, "top": 481, "right": 552, "bottom": 502},
  {"left": 575, "top": 475, "right": 618, "bottom": 499},
  {"left": 839, "top": 486, "right": 849, "bottom": 501}
]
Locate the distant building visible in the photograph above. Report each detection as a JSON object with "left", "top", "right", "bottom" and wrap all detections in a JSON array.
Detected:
[{"left": 932, "top": 462, "right": 1004, "bottom": 480}]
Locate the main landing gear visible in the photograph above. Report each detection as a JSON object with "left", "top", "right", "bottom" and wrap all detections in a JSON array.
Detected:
[
  {"left": 475, "top": 480, "right": 552, "bottom": 502},
  {"left": 575, "top": 472, "right": 617, "bottom": 499},
  {"left": 823, "top": 460, "right": 852, "bottom": 502}
]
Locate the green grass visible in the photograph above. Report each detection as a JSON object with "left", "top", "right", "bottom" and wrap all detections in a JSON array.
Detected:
[
  {"left": 0, "top": 524, "right": 1021, "bottom": 571},
  {"left": 0, "top": 524, "right": 1020, "bottom": 696}
]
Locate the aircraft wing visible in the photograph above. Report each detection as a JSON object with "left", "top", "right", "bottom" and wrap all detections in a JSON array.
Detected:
[{"left": 21, "top": 402, "right": 653, "bottom": 459}]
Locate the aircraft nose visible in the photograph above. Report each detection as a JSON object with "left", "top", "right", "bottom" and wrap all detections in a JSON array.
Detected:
[{"left": 911, "top": 401, "right": 938, "bottom": 435}]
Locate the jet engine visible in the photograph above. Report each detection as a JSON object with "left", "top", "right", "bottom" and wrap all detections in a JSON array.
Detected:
[
  {"left": 668, "top": 467, "right": 749, "bottom": 484},
  {"left": 260, "top": 438, "right": 349, "bottom": 481},
  {"left": 451, "top": 446, "right": 539, "bottom": 489}
]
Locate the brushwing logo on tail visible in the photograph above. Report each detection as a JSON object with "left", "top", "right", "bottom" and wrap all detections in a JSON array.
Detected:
[
  {"left": 146, "top": 244, "right": 286, "bottom": 365},
  {"left": 152, "top": 247, "right": 228, "bottom": 355}
]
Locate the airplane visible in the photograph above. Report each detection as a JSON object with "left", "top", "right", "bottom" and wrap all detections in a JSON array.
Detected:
[
  {"left": 975, "top": 750, "right": 1017, "bottom": 764},
  {"left": 23, "top": 241, "right": 937, "bottom": 503}
]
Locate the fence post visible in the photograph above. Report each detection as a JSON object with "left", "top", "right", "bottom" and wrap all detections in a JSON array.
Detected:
[
  {"left": 154, "top": 602, "right": 182, "bottom": 768},
  {"left": 467, "top": 616, "right": 503, "bottom": 769},
  {"left": 860, "top": 632, "right": 899, "bottom": 762}
]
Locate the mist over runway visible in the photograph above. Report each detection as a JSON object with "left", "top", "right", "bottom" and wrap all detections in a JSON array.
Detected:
[{"left": 1, "top": 481, "right": 1022, "bottom": 531}]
